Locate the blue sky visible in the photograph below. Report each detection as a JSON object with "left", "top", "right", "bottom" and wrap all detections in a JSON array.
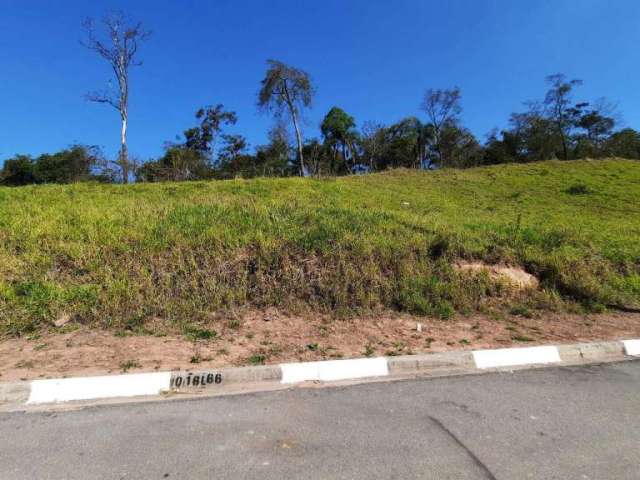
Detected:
[{"left": 1, "top": 0, "right": 639, "bottom": 163}]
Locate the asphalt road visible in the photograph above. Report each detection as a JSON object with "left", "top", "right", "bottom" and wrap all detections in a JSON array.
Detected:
[{"left": 2, "top": 361, "right": 639, "bottom": 479}]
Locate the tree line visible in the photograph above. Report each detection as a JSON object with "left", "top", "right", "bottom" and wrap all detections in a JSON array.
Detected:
[{"left": 2, "top": 12, "right": 640, "bottom": 186}]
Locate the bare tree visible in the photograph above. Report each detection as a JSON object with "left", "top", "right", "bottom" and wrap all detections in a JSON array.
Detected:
[
  {"left": 420, "top": 87, "right": 462, "bottom": 166},
  {"left": 258, "top": 60, "right": 314, "bottom": 176},
  {"left": 82, "top": 12, "right": 150, "bottom": 183},
  {"left": 359, "top": 121, "right": 386, "bottom": 172}
]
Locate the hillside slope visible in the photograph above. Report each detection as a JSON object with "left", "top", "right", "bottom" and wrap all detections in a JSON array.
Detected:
[{"left": 1, "top": 159, "right": 639, "bottom": 335}]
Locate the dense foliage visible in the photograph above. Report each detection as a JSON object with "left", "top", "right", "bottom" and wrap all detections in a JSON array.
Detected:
[
  {"left": 2, "top": 72, "right": 639, "bottom": 185},
  {"left": 0, "top": 146, "right": 111, "bottom": 186}
]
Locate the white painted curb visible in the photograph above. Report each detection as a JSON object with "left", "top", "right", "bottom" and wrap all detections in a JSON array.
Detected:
[
  {"left": 472, "top": 346, "right": 561, "bottom": 369},
  {"left": 27, "top": 372, "right": 171, "bottom": 405},
  {"left": 280, "top": 357, "right": 389, "bottom": 384},
  {"left": 5, "top": 339, "right": 637, "bottom": 407},
  {"left": 623, "top": 339, "right": 640, "bottom": 356}
]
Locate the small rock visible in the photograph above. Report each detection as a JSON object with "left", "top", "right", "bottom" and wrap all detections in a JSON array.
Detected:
[
  {"left": 263, "top": 307, "right": 279, "bottom": 322},
  {"left": 54, "top": 313, "right": 71, "bottom": 328}
]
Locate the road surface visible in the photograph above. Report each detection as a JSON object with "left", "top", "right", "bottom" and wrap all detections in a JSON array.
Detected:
[{"left": 2, "top": 361, "right": 639, "bottom": 479}]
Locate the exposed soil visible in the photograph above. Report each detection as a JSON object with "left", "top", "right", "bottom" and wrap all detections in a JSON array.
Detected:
[
  {"left": 454, "top": 262, "right": 540, "bottom": 289},
  {"left": 1, "top": 309, "right": 640, "bottom": 382}
]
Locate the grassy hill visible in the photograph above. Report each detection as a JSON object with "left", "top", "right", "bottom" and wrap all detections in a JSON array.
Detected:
[{"left": 1, "top": 159, "right": 639, "bottom": 336}]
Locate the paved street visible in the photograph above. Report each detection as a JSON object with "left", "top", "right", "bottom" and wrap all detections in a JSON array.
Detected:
[{"left": 2, "top": 361, "right": 639, "bottom": 479}]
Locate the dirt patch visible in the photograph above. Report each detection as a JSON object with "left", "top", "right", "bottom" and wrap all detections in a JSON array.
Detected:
[
  {"left": 1, "top": 309, "right": 639, "bottom": 382},
  {"left": 455, "top": 261, "right": 539, "bottom": 289}
]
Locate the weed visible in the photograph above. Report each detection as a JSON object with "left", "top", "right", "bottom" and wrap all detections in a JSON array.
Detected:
[
  {"left": 183, "top": 325, "right": 217, "bottom": 341},
  {"left": 226, "top": 318, "right": 241, "bottom": 330},
  {"left": 363, "top": 344, "right": 375, "bottom": 357},
  {"left": 317, "top": 325, "right": 329, "bottom": 337},
  {"left": 435, "top": 301, "right": 455, "bottom": 320},
  {"left": 248, "top": 354, "right": 266, "bottom": 365},
  {"left": 566, "top": 183, "right": 593, "bottom": 195},
  {"left": 510, "top": 305, "right": 533, "bottom": 318},
  {"left": 190, "top": 354, "right": 211, "bottom": 364},
  {"left": 57, "top": 323, "right": 79, "bottom": 334},
  {"left": 269, "top": 344, "right": 283, "bottom": 355},
  {"left": 119, "top": 360, "right": 141, "bottom": 372},
  {"left": 511, "top": 334, "right": 534, "bottom": 342}
]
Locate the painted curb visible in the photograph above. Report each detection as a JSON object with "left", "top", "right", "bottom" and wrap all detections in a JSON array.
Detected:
[
  {"left": 2, "top": 338, "right": 638, "bottom": 408},
  {"left": 472, "top": 345, "right": 561, "bottom": 369},
  {"left": 280, "top": 357, "right": 389, "bottom": 383},
  {"left": 27, "top": 372, "right": 171, "bottom": 405},
  {"left": 623, "top": 339, "right": 640, "bottom": 356}
]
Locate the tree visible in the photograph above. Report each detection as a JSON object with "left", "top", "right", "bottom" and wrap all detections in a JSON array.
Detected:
[
  {"left": 508, "top": 107, "right": 560, "bottom": 162},
  {"left": 258, "top": 60, "right": 314, "bottom": 176},
  {"left": 574, "top": 100, "right": 616, "bottom": 156},
  {"left": 483, "top": 129, "right": 515, "bottom": 165},
  {"left": 183, "top": 104, "right": 237, "bottom": 154},
  {"left": 360, "top": 121, "right": 387, "bottom": 172},
  {"left": 1, "top": 146, "right": 110, "bottom": 185},
  {"left": 138, "top": 104, "right": 238, "bottom": 182},
  {"left": 217, "top": 134, "right": 248, "bottom": 163},
  {"left": 302, "top": 139, "right": 328, "bottom": 176},
  {"left": 543, "top": 74, "right": 583, "bottom": 160},
  {"left": 373, "top": 117, "right": 434, "bottom": 170},
  {"left": 320, "top": 107, "right": 358, "bottom": 173},
  {"left": 82, "top": 11, "right": 151, "bottom": 183},
  {"left": 438, "top": 124, "right": 482, "bottom": 168},
  {"left": 604, "top": 128, "right": 640, "bottom": 159},
  {"left": 136, "top": 146, "right": 213, "bottom": 182},
  {"left": 33, "top": 145, "right": 105, "bottom": 183},
  {"left": 255, "top": 123, "right": 294, "bottom": 177},
  {"left": 381, "top": 117, "right": 422, "bottom": 169},
  {"left": 421, "top": 87, "right": 462, "bottom": 166},
  {"left": 0, "top": 155, "right": 36, "bottom": 186},
  {"left": 216, "top": 135, "right": 253, "bottom": 178}
]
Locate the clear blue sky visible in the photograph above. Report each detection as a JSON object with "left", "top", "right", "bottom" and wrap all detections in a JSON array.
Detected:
[{"left": 1, "top": 0, "right": 639, "bottom": 163}]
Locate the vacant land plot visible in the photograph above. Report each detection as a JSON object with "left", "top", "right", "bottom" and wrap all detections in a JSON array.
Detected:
[{"left": 0, "top": 159, "right": 639, "bottom": 340}]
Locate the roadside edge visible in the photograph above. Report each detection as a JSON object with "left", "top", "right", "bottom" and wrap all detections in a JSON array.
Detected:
[{"left": 1, "top": 339, "right": 637, "bottom": 410}]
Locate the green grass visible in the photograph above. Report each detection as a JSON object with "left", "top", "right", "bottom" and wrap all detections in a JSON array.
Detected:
[{"left": 1, "top": 159, "right": 639, "bottom": 336}]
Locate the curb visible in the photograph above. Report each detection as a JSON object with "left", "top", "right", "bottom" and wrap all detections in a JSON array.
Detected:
[{"left": 1, "top": 339, "right": 639, "bottom": 409}]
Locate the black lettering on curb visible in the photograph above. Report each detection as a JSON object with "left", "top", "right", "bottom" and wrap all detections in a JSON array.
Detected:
[{"left": 171, "top": 371, "right": 224, "bottom": 390}]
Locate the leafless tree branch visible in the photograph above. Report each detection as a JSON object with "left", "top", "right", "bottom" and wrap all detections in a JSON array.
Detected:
[{"left": 81, "top": 11, "right": 151, "bottom": 183}]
